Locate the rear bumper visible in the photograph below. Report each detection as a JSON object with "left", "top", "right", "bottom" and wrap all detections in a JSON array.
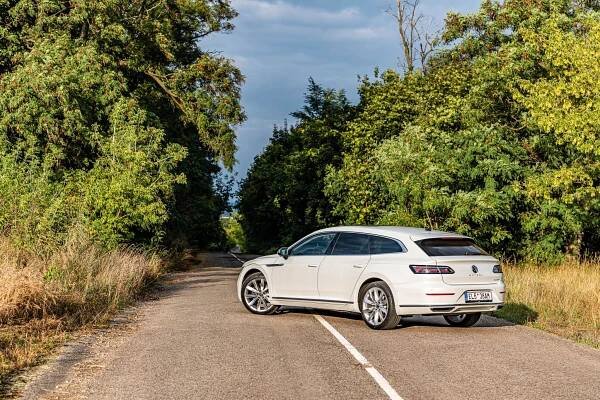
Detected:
[
  {"left": 393, "top": 281, "right": 505, "bottom": 315},
  {"left": 397, "top": 302, "right": 503, "bottom": 315}
]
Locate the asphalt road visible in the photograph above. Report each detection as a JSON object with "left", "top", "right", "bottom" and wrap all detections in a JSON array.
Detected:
[{"left": 18, "top": 253, "right": 600, "bottom": 400}]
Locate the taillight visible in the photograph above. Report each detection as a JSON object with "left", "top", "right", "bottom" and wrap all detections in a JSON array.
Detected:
[
  {"left": 409, "top": 265, "right": 455, "bottom": 274},
  {"left": 493, "top": 264, "right": 502, "bottom": 273}
]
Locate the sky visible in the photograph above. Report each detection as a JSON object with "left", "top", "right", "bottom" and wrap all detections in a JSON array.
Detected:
[{"left": 204, "top": 0, "right": 482, "bottom": 183}]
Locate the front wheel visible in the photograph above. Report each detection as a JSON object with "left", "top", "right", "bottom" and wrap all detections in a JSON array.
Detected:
[
  {"left": 443, "top": 313, "right": 481, "bottom": 327},
  {"left": 241, "top": 272, "right": 278, "bottom": 315},
  {"left": 359, "top": 281, "right": 401, "bottom": 330}
]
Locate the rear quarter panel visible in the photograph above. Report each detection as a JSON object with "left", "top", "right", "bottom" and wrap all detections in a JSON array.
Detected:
[{"left": 351, "top": 248, "right": 436, "bottom": 311}]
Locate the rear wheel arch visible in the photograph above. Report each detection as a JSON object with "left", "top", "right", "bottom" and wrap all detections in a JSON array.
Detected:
[
  {"left": 356, "top": 276, "right": 396, "bottom": 305},
  {"left": 358, "top": 280, "right": 401, "bottom": 329}
]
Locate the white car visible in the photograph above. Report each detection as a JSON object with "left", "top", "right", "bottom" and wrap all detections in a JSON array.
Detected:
[{"left": 237, "top": 226, "right": 505, "bottom": 329}]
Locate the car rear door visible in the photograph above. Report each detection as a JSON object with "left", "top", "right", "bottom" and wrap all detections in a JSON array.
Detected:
[{"left": 317, "top": 232, "right": 370, "bottom": 302}]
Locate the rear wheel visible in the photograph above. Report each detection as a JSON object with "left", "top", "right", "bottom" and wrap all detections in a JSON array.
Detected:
[
  {"left": 359, "top": 281, "right": 401, "bottom": 330},
  {"left": 241, "top": 272, "right": 278, "bottom": 315},
  {"left": 443, "top": 313, "right": 481, "bottom": 327}
]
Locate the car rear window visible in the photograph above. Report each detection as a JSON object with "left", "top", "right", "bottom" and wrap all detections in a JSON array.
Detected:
[
  {"left": 369, "top": 236, "right": 404, "bottom": 254},
  {"left": 415, "top": 238, "right": 488, "bottom": 256},
  {"left": 331, "top": 233, "right": 370, "bottom": 255}
]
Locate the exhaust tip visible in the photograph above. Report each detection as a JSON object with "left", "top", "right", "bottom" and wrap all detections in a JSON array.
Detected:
[{"left": 430, "top": 306, "right": 454, "bottom": 312}]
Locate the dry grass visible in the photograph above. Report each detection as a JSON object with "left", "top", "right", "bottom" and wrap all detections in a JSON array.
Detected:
[
  {"left": 496, "top": 259, "right": 600, "bottom": 348},
  {"left": 0, "top": 233, "right": 165, "bottom": 390}
]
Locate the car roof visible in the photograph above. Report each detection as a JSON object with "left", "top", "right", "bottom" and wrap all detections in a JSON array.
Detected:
[{"left": 314, "top": 226, "right": 470, "bottom": 241}]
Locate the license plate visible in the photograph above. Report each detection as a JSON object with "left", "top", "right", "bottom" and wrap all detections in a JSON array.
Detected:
[{"left": 464, "top": 290, "right": 493, "bottom": 303}]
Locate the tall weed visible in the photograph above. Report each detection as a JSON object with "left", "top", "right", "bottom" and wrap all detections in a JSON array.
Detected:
[
  {"left": 0, "top": 229, "right": 165, "bottom": 384},
  {"left": 497, "top": 259, "right": 600, "bottom": 347}
]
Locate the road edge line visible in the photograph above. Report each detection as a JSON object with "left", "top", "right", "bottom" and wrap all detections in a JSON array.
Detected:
[
  {"left": 313, "top": 314, "right": 404, "bottom": 400},
  {"left": 228, "top": 252, "right": 245, "bottom": 265}
]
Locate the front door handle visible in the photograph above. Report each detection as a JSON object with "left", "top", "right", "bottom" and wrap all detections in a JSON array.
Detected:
[{"left": 307, "top": 264, "right": 318, "bottom": 268}]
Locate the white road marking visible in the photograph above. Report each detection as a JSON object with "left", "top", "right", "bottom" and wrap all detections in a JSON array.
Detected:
[
  {"left": 313, "top": 314, "right": 404, "bottom": 400},
  {"left": 228, "top": 252, "right": 245, "bottom": 265}
]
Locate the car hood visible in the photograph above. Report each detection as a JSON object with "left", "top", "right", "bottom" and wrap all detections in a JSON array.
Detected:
[{"left": 246, "top": 254, "right": 280, "bottom": 266}]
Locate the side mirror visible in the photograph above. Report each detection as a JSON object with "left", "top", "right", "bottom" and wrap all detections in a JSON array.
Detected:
[{"left": 277, "top": 247, "right": 289, "bottom": 259}]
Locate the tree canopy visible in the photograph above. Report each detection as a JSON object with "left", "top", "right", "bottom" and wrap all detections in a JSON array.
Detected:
[
  {"left": 0, "top": 0, "right": 244, "bottom": 248},
  {"left": 240, "top": 0, "right": 600, "bottom": 261}
]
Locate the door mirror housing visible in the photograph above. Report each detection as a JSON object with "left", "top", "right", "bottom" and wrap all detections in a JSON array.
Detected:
[{"left": 277, "top": 247, "right": 289, "bottom": 259}]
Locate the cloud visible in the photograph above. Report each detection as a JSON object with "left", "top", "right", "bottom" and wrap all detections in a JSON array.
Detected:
[
  {"left": 233, "top": 0, "right": 361, "bottom": 25},
  {"left": 327, "top": 26, "right": 392, "bottom": 40}
]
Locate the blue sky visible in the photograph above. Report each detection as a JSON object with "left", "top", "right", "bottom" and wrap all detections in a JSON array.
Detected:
[{"left": 204, "top": 0, "right": 481, "bottom": 182}]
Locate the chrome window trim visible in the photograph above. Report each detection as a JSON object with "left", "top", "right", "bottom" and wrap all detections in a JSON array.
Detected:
[{"left": 326, "top": 231, "right": 408, "bottom": 256}]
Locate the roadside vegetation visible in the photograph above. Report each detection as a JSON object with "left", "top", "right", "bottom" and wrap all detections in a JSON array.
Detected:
[
  {"left": 0, "top": 0, "right": 242, "bottom": 389},
  {"left": 222, "top": 212, "right": 248, "bottom": 252},
  {"left": 497, "top": 261, "right": 600, "bottom": 348},
  {"left": 239, "top": 0, "right": 600, "bottom": 345},
  {"left": 0, "top": 232, "right": 165, "bottom": 385}
]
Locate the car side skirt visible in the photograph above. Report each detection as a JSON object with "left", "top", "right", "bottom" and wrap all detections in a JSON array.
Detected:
[{"left": 269, "top": 296, "right": 355, "bottom": 311}]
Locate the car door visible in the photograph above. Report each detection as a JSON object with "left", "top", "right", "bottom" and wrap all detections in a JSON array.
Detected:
[
  {"left": 270, "top": 232, "right": 337, "bottom": 300},
  {"left": 317, "top": 232, "right": 370, "bottom": 302}
]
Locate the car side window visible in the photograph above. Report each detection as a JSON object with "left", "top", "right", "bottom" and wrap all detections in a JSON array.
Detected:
[
  {"left": 369, "top": 235, "right": 404, "bottom": 254},
  {"left": 331, "top": 233, "right": 370, "bottom": 255},
  {"left": 290, "top": 233, "right": 337, "bottom": 256}
]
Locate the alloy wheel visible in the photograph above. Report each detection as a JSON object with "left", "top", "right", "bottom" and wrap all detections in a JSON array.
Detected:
[
  {"left": 244, "top": 277, "right": 272, "bottom": 312},
  {"left": 362, "top": 287, "right": 389, "bottom": 326},
  {"left": 445, "top": 314, "right": 467, "bottom": 324}
]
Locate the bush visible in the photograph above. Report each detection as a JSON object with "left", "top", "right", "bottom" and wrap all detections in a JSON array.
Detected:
[
  {"left": 222, "top": 213, "right": 247, "bottom": 252},
  {"left": 0, "top": 155, "right": 75, "bottom": 251}
]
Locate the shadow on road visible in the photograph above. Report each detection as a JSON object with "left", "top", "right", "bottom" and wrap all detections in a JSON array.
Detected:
[
  {"left": 494, "top": 302, "right": 538, "bottom": 324},
  {"left": 282, "top": 307, "right": 514, "bottom": 329}
]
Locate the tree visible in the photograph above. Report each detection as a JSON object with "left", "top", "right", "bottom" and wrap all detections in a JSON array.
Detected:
[
  {"left": 513, "top": 13, "right": 600, "bottom": 256},
  {"left": 0, "top": 0, "right": 244, "bottom": 247},
  {"left": 326, "top": 0, "right": 600, "bottom": 261},
  {"left": 238, "top": 79, "right": 354, "bottom": 253},
  {"left": 374, "top": 124, "right": 529, "bottom": 255},
  {"left": 388, "top": 0, "right": 438, "bottom": 72}
]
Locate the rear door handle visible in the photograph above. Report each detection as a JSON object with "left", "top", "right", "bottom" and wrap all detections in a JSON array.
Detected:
[
  {"left": 353, "top": 265, "right": 364, "bottom": 269},
  {"left": 307, "top": 264, "right": 318, "bottom": 268}
]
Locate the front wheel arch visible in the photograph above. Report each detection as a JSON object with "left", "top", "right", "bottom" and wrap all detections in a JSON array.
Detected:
[
  {"left": 241, "top": 267, "right": 262, "bottom": 283},
  {"left": 240, "top": 271, "right": 279, "bottom": 315}
]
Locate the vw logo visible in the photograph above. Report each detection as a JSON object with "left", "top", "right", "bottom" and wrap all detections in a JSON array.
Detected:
[{"left": 471, "top": 265, "right": 479, "bottom": 273}]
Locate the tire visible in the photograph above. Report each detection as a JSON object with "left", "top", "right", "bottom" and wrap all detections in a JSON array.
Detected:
[
  {"left": 241, "top": 272, "right": 279, "bottom": 315},
  {"left": 359, "top": 281, "right": 401, "bottom": 330},
  {"left": 443, "top": 313, "right": 481, "bottom": 327}
]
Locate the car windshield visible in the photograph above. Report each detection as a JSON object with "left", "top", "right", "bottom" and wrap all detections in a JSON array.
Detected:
[{"left": 415, "top": 238, "right": 488, "bottom": 256}]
